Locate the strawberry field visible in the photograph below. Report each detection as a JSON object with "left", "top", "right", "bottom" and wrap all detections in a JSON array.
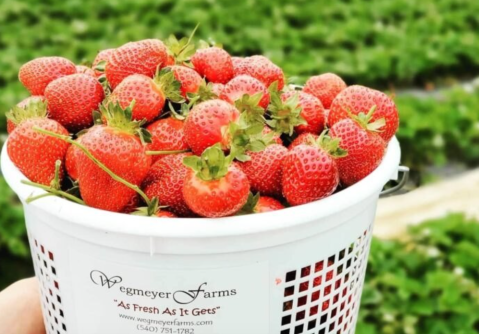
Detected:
[{"left": 1, "top": 0, "right": 479, "bottom": 332}]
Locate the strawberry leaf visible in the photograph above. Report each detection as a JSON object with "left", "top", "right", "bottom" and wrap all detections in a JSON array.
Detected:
[{"left": 182, "top": 144, "right": 231, "bottom": 181}]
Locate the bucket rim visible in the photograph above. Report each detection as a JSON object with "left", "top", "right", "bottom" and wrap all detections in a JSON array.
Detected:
[{"left": 0, "top": 137, "right": 401, "bottom": 238}]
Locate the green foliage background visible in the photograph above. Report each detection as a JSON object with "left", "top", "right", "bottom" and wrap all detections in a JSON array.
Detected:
[{"left": 1, "top": 0, "right": 479, "bottom": 332}]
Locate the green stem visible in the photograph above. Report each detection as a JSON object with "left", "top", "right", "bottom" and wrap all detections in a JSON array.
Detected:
[
  {"left": 21, "top": 180, "right": 85, "bottom": 205},
  {"left": 33, "top": 127, "right": 152, "bottom": 206},
  {"left": 146, "top": 149, "right": 189, "bottom": 156},
  {"left": 26, "top": 193, "right": 56, "bottom": 203}
]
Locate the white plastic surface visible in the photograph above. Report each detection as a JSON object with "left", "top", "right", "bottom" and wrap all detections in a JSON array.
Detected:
[{"left": 1, "top": 137, "right": 401, "bottom": 334}]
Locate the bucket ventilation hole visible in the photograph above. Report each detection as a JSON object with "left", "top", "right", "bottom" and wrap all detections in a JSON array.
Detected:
[
  {"left": 29, "top": 234, "right": 67, "bottom": 334},
  {"left": 280, "top": 224, "right": 373, "bottom": 334}
]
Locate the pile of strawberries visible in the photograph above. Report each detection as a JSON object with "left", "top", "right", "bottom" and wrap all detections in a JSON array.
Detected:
[{"left": 5, "top": 33, "right": 399, "bottom": 219}]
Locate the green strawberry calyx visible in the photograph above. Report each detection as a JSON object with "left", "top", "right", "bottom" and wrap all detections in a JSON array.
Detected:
[
  {"left": 228, "top": 113, "right": 276, "bottom": 162},
  {"left": 237, "top": 192, "right": 260, "bottom": 215},
  {"left": 6, "top": 99, "right": 48, "bottom": 126},
  {"left": 350, "top": 105, "right": 386, "bottom": 133},
  {"left": 95, "top": 101, "right": 152, "bottom": 145},
  {"left": 154, "top": 67, "right": 185, "bottom": 104},
  {"left": 186, "top": 80, "right": 219, "bottom": 106},
  {"left": 183, "top": 144, "right": 232, "bottom": 181},
  {"left": 165, "top": 23, "right": 199, "bottom": 65},
  {"left": 234, "top": 92, "right": 266, "bottom": 124},
  {"left": 266, "top": 82, "right": 306, "bottom": 136},
  {"left": 315, "top": 130, "right": 348, "bottom": 158}
]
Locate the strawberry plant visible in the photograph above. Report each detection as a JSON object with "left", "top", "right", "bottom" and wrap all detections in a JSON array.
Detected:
[{"left": 358, "top": 214, "right": 479, "bottom": 334}]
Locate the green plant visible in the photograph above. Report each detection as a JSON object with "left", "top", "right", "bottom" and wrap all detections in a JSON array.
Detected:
[
  {"left": 358, "top": 214, "right": 479, "bottom": 334},
  {"left": 395, "top": 87, "right": 479, "bottom": 182}
]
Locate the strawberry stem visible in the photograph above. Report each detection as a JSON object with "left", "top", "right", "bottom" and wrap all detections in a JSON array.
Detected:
[
  {"left": 146, "top": 149, "right": 189, "bottom": 156},
  {"left": 33, "top": 127, "right": 153, "bottom": 207},
  {"left": 21, "top": 180, "right": 85, "bottom": 205}
]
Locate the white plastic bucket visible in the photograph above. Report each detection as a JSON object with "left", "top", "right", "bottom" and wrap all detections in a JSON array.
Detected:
[{"left": 1, "top": 137, "right": 401, "bottom": 334}]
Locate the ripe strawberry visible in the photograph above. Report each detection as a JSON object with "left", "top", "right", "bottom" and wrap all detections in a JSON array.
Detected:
[
  {"left": 65, "top": 133, "right": 86, "bottom": 181},
  {"left": 303, "top": 73, "right": 347, "bottom": 109},
  {"left": 191, "top": 47, "right": 234, "bottom": 84},
  {"left": 239, "top": 144, "right": 287, "bottom": 197},
  {"left": 7, "top": 100, "right": 70, "bottom": 186},
  {"left": 330, "top": 115, "right": 387, "bottom": 186},
  {"left": 92, "top": 48, "right": 115, "bottom": 77},
  {"left": 254, "top": 196, "right": 284, "bottom": 213},
  {"left": 211, "top": 83, "right": 225, "bottom": 96},
  {"left": 75, "top": 103, "right": 152, "bottom": 212},
  {"left": 183, "top": 145, "right": 250, "bottom": 217},
  {"left": 289, "top": 133, "right": 319, "bottom": 150},
  {"left": 6, "top": 96, "right": 46, "bottom": 134},
  {"left": 19, "top": 57, "right": 76, "bottom": 95},
  {"left": 106, "top": 39, "right": 168, "bottom": 89},
  {"left": 329, "top": 85, "right": 399, "bottom": 142},
  {"left": 238, "top": 193, "right": 284, "bottom": 214},
  {"left": 76, "top": 65, "right": 96, "bottom": 77},
  {"left": 45, "top": 73, "right": 105, "bottom": 132},
  {"left": 157, "top": 210, "right": 177, "bottom": 218},
  {"left": 220, "top": 75, "right": 270, "bottom": 109},
  {"left": 281, "top": 91, "right": 325, "bottom": 134},
  {"left": 183, "top": 99, "right": 240, "bottom": 155},
  {"left": 282, "top": 134, "right": 346, "bottom": 206},
  {"left": 143, "top": 153, "right": 195, "bottom": 217},
  {"left": 108, "top": 69, "right": 183, "bottom": 123},
  {"left": 231, "top": 57, "right": 245, "bottom": 76},
  {"left": 65, "top": 144, "right": 78, "bottom": 180},
  {"left": 235, "top": 55, "right": 285, "bottom": 90},
  {"left": 146, "top": 117, "right": 189, "bottom": 163},
  {"left": 169, "top": 65, "right": 202, "bottom": 97}
]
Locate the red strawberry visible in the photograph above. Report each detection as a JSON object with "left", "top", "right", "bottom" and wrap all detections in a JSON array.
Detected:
[
  {"left": 19, "top": 57, "right": 76, "bottom": 95},
  {"left": 92, "top": 48, "right": 115, "bottom": 77},
  {"left": 109, "top": 69, "right": 183, "bottom": 123},
  {"left": 170, "top": 65, "right": 202, "bottom": 97},
  {"left": 289, "top": 133, "right": 319, "bottom": 150},
  {"left": 143, "top": 152, "right": 190, "bottom": 187},
  {"left": 330, "top": 116, "right": 386, "bottom": 186},
  {"left": 65, "top": 134, "right": 85, "bottom": 181},
  {"left": 329, "top": 85, "right": 399, "bottom": 142},
  {"left": 239, "top": 144, "right": 287, "bottom": 197},
  {"left": 76, "top": 65, "right": 96, "bottom": 77},
  {"left": 184, "top": 99, "right": 240, "bottom": 155},
  {"left": 231, "top": 57, "right": 245, "bottom": 76},
  {"left": 6, "top": 96, "right": 46, "bottom": 134},
  {"left": 211, "top": 83, "right": 225, "bottom": 96},
  {"left": 238, "top": 193, "right": 284, "bottom": 214},
  {"left": 7, "top": 100, "right": 70, "bottom": 186},
  {"left": 143, "top": 153, "right": 195, "bottom": 217},
  {"left": 146, "top": 117, "right": 189, "bottom": 163},
  {"left": 235, "top": 55, "right": 285, "bottom": 90},
  {"left": 303, "top": 73, "right": 347, "bottom": 109},
  {"left": 106, "top": 39, "right": 168, "bottom": 89},
  {"left": 65, "top": 144, "right": 78, "bottom": 180},
  {"left": 191, "top": 47, "right": 234, "bottom": 84},
  {"left": 75, "top": 103, "right": 152, "bottom": 212},
  {"left": 157, "top": 210, "right": 177, "bottom": 218},
  {"left": 183, "top": 145, "right": 250, "bottom": 217},
  {"left": 281, "top": 91, "right": 325, "bottom": 135},
  {"left": 282, "top": 134, "right": 346, "bottom": 206},
  {"left": 45, "top": 73, "right": 105, "bottom": 132},
  {"left": 220, "top": 75, "right": 270, "bottom": 109},
  {"left": 254, "top": 196, "right": 284, "bottom": 213}
]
